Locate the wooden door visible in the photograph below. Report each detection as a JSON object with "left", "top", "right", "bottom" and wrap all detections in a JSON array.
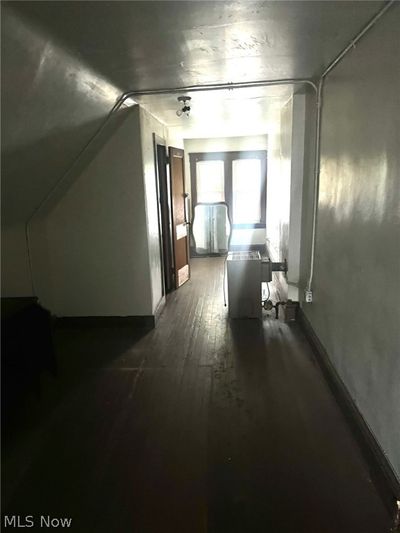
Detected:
[{"left": 169, "top": 147, "right": 190, "bottom": 288}]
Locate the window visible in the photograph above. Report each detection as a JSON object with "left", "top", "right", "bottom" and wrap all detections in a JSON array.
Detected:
[
  {"left": 232, "top": 159, "right": 262, "bottom": 224},
  {"left": 196, "top": 160, "right": 224, "bottom": 203},
  {"left": 189, "top": 150, "right": 266, "bottom": 228}
]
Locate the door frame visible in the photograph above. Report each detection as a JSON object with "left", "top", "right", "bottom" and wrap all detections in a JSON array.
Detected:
[
  {"left": 153, "top": 133, "right": 167, "bottom": 296},
  {"left": 153, "top": 133, "right": 175, "bottom": 293}
]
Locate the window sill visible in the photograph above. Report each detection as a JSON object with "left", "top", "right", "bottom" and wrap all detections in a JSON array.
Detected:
[{"left": 233, "top": 223, "right": 266, "bottom": 229}]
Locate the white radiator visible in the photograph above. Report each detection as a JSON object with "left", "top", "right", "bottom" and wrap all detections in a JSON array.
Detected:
[{"left": 227, "top": 251, "right": 262, "bottom": 319}]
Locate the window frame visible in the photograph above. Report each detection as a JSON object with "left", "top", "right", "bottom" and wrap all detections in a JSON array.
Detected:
[{"left": 189, "top": 150, "right": 267, "bottom": 229}]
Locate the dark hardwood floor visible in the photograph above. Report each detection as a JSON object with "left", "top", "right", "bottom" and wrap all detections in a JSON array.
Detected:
[{"left": 2, "top": 258, "right": 392, "bottom": 532}]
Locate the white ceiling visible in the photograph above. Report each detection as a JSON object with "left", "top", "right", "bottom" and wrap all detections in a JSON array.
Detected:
[
  {"left": 135, "top": 85, "right": 292, "bottom": 138},
  {"left": 12, "top": 1, "right": 384, "bottom": 138}
]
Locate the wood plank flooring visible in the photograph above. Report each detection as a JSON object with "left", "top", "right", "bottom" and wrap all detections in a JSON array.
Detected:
[{"left": 2, "top": 258, "right": 392, "bottom": 532}]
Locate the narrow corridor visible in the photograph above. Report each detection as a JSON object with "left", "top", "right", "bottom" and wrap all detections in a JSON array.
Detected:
[{"left": 3, "top": 258, "right": 391, "bottom": 532}]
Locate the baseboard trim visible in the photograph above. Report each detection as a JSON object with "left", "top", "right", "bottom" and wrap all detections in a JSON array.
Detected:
[
  {"left": 56, "top": 315, "right": 155, "bottom": 329},
  {"left": 297, "top": 307, "right": 400, "bottom": 517}
]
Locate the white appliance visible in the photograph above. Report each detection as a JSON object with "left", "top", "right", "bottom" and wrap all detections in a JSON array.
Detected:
[{"left": 227, "top": 251, "right": 262, "bottom": 319}]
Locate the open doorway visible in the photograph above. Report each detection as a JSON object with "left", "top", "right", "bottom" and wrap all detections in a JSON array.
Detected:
[{"left": 154, "top": 137, "right": 191, "bottom": 293}]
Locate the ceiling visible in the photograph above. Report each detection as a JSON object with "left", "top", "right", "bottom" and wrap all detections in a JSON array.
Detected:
[
  {"left": 10, "top": 0, "right": 384, "bottom": 137},
  {"left": 135, "top": 85, "right": 291, "bottom": 138},
  {"left": 12, "top": 1, "right": 383, "bottom": 89},
  {"left": 2, "top": 1, "right": 388, "bottom": 224}
]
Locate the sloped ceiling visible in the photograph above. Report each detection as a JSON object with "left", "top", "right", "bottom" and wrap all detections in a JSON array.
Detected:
[
  {"left": 1, "top": 4, "right": 122, "bottom": 224},
  {"left": 1, "top": 0, "right": 384, "bottom": 223}
]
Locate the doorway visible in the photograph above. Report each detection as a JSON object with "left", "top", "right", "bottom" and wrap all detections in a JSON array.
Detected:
[{"left": 154, "top": 138, "right": 190, "bottom": 293}]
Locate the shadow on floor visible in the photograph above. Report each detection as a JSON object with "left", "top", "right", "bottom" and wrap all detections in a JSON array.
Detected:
[
  {"left": 1, "top": 259, "right": 393, "bottom": 532},
  {"left": 2, "top": 324, "right": 151, "bottom": 486}
]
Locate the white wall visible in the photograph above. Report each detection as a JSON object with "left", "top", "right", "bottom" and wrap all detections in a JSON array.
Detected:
[
  {"left": 300, "top": 8, "right": 400, "bottom": 477},
  {"left": 30, "top": 107, "right": 154, "bottom": 317},
  {"left": 167, "top": 132, "right": 184, "bottom": 151},
  {"left": 287, "top": 94, "right": 306, "bottom": 300},
  {"left": 28, "top": 105, "right": 183, "bottom": 318},
  {"left": 184, "top": 135, "right": 268, "bottom": 247},
  {"left": 1, "top": 225, "right": 33, "bottom": 296},
  {"left": 266, "top": 94, "right": 306, "bottom": 299},
  {"left": 266, "top": 99, "right": 292, "bottom": 297}
]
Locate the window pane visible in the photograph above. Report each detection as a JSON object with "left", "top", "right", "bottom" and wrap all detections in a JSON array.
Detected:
[
  {"left": 196, "top": 160, "right": 224, "bottom": 203},
  {"left": 232, "top": 159, "right": 262, "bottom": 224}
]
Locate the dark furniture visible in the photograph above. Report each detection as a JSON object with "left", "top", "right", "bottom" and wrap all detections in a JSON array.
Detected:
[{"left": 1, "top": 297, "right": 56, "bottom": 423}]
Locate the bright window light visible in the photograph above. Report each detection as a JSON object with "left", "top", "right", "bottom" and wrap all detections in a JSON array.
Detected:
[
  {"left": 196, "top": 160, "right": 225, "bottom": 203},
  {"left": 232, "top": 159, "right": 262, "bottom": 224}
]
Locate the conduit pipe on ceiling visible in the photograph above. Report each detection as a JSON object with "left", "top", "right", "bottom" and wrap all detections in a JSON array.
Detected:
[
  {"left": 305, "top": 0, "right": 395, "bottom": 295},
  {"left": 117, "top": 78, "right": 318, "bottom": 99},
  {"left": 25, "top": 77, "right": 316, "bottom": 295}
]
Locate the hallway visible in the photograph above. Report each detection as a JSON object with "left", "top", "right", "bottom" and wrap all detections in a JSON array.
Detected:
[{"left": 3, "top": 258, "right": 391, "bottom": 532}]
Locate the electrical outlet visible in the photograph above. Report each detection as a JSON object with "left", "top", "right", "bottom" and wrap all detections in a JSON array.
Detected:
[{"left": 305, "top": 289, "right": 313, "bottom": 303}]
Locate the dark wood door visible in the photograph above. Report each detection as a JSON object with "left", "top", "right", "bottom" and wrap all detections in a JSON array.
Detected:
[{"left": 169, "top": 147, "right": 190, "bottom": 288}]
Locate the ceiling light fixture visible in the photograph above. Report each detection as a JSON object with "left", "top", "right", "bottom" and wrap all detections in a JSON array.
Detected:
[{"left": 176, "top": 95, "right": 191, "bottom": 117}]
